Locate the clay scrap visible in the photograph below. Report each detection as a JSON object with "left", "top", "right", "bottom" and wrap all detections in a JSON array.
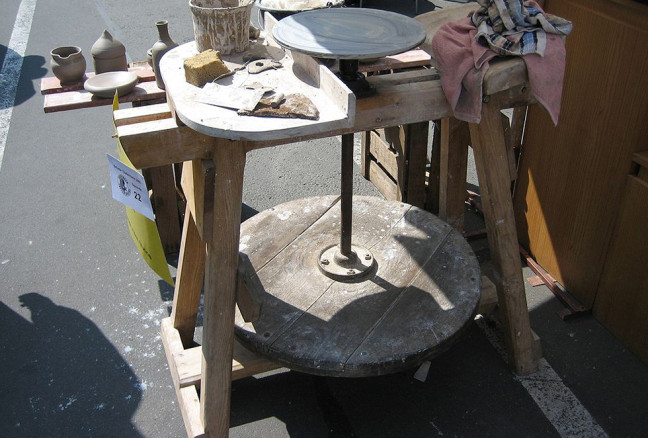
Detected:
[{"left": 238, "top": 93, "right": 319, "bottom": 120}]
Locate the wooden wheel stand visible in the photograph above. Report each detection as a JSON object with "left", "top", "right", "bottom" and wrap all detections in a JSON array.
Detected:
[{"left": 114, "top": 11, "right": 542, "bottom": 437}]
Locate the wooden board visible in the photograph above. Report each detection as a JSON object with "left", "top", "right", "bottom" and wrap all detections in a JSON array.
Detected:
[
  {"left": 513, "top": 0, "right": 648, "bottom": 307},
  {"left": 593, "top": 176, "right": 648, "bottom": 364},
  {"left": 43, "top": 80, "right": 165, "bottom": 113},
  {"left": 357, "top": 48, "right": 431, "bottom": 73},
  {"left": 40, "top": 64, "right": 155, "bottom": 95},
  {"left": 234, "top": 196, "right": 481, "bottom": 377}
]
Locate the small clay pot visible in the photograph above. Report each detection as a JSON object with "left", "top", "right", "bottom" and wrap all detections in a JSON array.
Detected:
[
  {"left": 50, "top": 46, "right": 86, "bottom": 85},
  {"left": 91, "top": 30, "right": 128, "bottom": 74}
]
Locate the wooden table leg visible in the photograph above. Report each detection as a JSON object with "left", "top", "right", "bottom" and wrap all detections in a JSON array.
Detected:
[
  {"left": 439, "top": 118, "right": 470, "bottom": 232},
  {"left": 200, "top": 141, "right": 247, "bottom": 437},
  {"left": 147, "top": 164, "right": 182, "bottom": 254},
  {"left": 469, "top": 100, "right": 538, "bottom": 375},
  {"left": 170, "top": 203, "right": 206, "bottom": 347}
]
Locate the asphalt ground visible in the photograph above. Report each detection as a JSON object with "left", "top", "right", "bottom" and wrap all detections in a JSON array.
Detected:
[{"left": 1, "top": 0, "right": 648, "bottom": 437}]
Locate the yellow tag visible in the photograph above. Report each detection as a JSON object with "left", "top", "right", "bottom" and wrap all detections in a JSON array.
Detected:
[{"left": 112, "top": 93, "right": 175, "bottom": 286}]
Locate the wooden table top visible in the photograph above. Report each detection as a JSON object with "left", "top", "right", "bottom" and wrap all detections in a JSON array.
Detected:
[
  {"left": 234, "top": 196, "right": 481, "bottom": 377},
  {"left": 159, "top": 41, "right": 353, "bottom": 141}
]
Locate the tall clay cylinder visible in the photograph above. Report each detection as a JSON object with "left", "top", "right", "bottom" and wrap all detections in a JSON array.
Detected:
[
  {"left": 91, "top": 30, "right": 128, "bottom": 74},
  {"left": 151, "top": 20, "right": 178, "bottom": 90},
  {"left": 188, "top": 0, "right": 254, "bottom": 55}
]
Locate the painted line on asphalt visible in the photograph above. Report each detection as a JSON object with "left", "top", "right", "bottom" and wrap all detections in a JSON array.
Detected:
[
  {"left": 475, "top": 316, "right": 608, "bottom": 438},
  {"left": 0, "top": 0, "right": 37, "bottom": 173}
]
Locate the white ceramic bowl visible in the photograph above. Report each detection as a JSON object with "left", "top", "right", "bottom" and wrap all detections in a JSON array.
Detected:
[{"left": 84, "top": 71, "right": 139, "bottom": 98}]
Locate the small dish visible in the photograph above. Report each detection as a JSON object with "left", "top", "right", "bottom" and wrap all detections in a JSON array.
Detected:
[{"left": 84, "top": 71, "right": 139, "bottom": 98}]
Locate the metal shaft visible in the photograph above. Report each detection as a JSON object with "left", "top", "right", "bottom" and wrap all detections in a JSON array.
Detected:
[{"left": 340, "top": 133, "right": 354, "bottom": 256}]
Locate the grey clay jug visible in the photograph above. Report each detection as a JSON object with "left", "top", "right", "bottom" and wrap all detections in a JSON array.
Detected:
[
  {"left": 50, "top": 46, "right": 86, "bottom": 84},
  {"left": 150, "top": 20, "right": 178, "bottom": 90}
]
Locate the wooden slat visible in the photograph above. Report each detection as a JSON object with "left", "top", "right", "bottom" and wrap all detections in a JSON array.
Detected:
[
  {"left": 178, "top": 386, "right": 205, "bottom": 438},
  {"left": 181, "top": 160, "right": 215, "bottom": 245},
  {"left": 363, "top": 68, "right": 438, "bottom": 87},
  {"left": 368, "top": 160, "right": 400, "bottom": 201},
  {"left": 368, "top": 129, "right": 400, "bottom": 180},
  {"left": 147, "top": 165, "right": 182, "bottom": 254},
  {"left": 174, "top": 342, "right": 280, "bottom": 389},
  {"left": 358, "top": 48, "right": 431, "bottom": 73},
  {"left": 170, "top": 207, "right": 206, "bottom": 347},
  {"left": 439, "top": 118, "right": 470, "bottom": 231},
  {"left": 425, "top": 120, "right": 442, "bottom": 214},
  {"left": 403, "top": 121, "right": 429, "bottom": 208},
  {"left": 113, "top": 103, "right": 172, "bottom": 127},
  {"left": 116, "top": 118, "right": 212, "bottom": 169},
  {"left": 44, "top": 80, "right": 165, "bottom": 113}
]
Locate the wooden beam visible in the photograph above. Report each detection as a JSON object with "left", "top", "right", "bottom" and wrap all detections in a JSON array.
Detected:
[
  {"left": 200, "top": 142, "right": 247, "bottom": 437},
  {"left": 469, "top": 96, "right": 538, "bottom": 375},
  {"left": 116, "top": 118, "right": 212, "bottom": 169},
  {"left": 170, "top": 207, "right": 206, "bottom": 347},
  {"left": 439, "top": 118, "right": 470, "bottom": 231}
]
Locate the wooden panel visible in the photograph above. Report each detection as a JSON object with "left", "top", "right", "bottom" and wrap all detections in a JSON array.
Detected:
[
  {"left": 593, "top": 176, "right": 648, "bottom": 364},
  {"left": 513, "top": 0, "right": 648, "bottom": 307}
]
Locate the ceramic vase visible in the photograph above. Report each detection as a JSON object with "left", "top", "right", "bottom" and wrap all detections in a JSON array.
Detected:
[
  {"left": 91, "top": 30, "right": 128, "bottom": 74},
  {"left": 150, "top": 20, "right": 178, "bottom": 90},
  {"left": 50, "top": 46, "right": 86, "bottom": 85}
]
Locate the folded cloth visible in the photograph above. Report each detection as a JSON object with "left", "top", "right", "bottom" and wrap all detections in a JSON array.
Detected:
[{"left": 431, "top": 0, "right": 572, "bottom": 125}]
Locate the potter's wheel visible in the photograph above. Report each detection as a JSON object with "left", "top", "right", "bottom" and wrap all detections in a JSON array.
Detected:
[
  {"left": 271, "top": 8, "right": 426, "bottom": 60},
  {"left": 272, "top": 8, "right": 426, "bottom": 96}
]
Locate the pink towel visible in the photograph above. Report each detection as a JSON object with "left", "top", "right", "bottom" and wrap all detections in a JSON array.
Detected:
[{"left": 431, "top": 9, "right": 567, "bottom": 125}]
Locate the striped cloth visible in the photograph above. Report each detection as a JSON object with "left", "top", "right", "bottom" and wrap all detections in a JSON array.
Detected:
[{"left": 472, "top": 0, "right": 572, "bottom": 56}]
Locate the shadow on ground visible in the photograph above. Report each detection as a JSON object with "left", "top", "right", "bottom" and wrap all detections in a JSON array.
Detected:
[{"left": 0, "top": 294, "right": 143, "bottom": 437}]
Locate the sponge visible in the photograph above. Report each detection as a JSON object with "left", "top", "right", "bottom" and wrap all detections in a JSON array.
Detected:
[{"left": 183, "top": 49, "right": 230, "bottom": 87}]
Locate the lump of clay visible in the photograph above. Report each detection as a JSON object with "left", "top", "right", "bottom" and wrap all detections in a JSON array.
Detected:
[{"left": 184, "top": 49, "right": 230, "bottom": 87}]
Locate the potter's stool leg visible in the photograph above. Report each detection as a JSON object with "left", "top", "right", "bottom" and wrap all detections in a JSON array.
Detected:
[
  {"left": 201, "top": 143, "right": 247, "bottom": 437},
  {"left": 170, "top": 203, "right": 206, "bottom": 347},
  {"left": 469, "top": 101, "right": 538, "bottom": 375}
]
